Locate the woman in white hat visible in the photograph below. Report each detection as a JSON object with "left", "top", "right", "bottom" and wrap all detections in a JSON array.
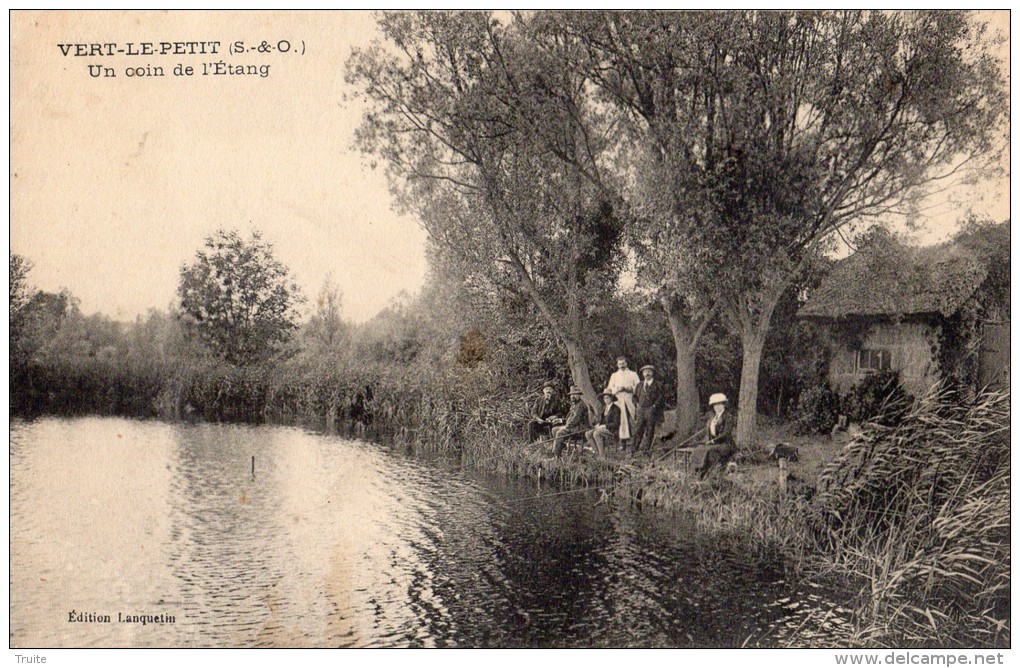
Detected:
[{"left": 691, "top": 393, "right": 736, "bottom": 478}]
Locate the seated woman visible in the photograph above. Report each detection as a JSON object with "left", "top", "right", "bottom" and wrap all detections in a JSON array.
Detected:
[{"left": 691, "top": 393, "right": 736, "bottom": 479}]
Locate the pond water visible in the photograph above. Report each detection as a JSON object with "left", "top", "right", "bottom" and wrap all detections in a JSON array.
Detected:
[{"left": 10, "top": 417, "right": 852, "bottom": 648}]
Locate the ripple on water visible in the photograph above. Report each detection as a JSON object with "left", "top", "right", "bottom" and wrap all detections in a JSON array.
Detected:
[{"left": 11, "top": 417, "right": 854, "bottom": 647}]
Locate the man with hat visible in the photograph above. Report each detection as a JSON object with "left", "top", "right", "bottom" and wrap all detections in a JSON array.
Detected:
[
  {"left": 691, "top": 393, "right": 736, "bottom": 478},
  {"left": 585, "top": 389, "right": 622, "bottom": 458},
  {"left": 606, "top": 356, "right": 640, "bottom": 448},
  {"left": 528, "top": 381, "right": 563, "bottom": 443},
  {"left": 552, "top": 386, "right": 590, "bottom": 457},
  {"left": 632, "top": 364, "right": 667, "bottom": 453}
]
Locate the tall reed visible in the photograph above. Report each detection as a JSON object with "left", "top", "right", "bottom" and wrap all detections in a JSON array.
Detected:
[{"left": 808, "top": 386, "right": 1010, "bottom": 647}]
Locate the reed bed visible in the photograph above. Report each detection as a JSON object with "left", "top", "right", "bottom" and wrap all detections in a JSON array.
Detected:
[{"left": 806, "top": 386, "right": 1010, "bottom": 647}]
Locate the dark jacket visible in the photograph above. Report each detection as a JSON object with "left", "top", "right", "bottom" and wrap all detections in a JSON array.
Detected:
[
  {"left": 597, "top": 402, "right": 622, "bottom": 434},
  {"left": 562, "top": 399, "right": 590, "bottom": 432},
  {"left": 530, "top": 395, "right": 561, "bottom": 422},
  {"left": 703, "top": 410, "right": 735, "bottom": 445},
  {"left": 635, "top": 379, "right": 667, "bottom": 415}
]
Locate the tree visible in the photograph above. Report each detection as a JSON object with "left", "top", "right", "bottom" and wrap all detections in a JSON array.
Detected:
[
  {"left": 178, "top": 229, "right": 304, "bottom": 365},
  {"left": 625, "top": 149, "right": 722, "bottom": 437},
  {"left": 953, "top": 216, "right": 1009, "bottom": 318},
  {"left": 937, "top": 217, "right": 1010, "bottom": 389},
  {"left": 347, "top": 11, "right": 625, "bottom": 411},
  {"left": 565, "top": 10, "right": 1007, "bottom": 444},
  {"left": 12, "top": 288, "right": 84, "bottom": 363},
  {"left": 304, "top": 275, "right": 347, "bottom": 351},
  {"left": 10, "top": 253, "right": 34, "bottom": 355}
]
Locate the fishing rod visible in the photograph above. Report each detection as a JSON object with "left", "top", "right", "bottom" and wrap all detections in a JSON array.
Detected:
[
  {"left": 650, "top": 426, "right": 707, "bottom": 463},
  {"left": 525, "top": 427, "right": 590, "bottom": 449},
  {"left": 506, "top": 483, "right": 615, "bottom": 503}
]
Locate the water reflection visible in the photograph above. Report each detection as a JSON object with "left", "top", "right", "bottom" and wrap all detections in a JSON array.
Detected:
[{"left": 10, "top": 417, "right": 850, "bottom": 648}]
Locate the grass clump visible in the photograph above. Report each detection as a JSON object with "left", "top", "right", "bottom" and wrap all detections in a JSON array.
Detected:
[{"left": 809, "top": 386, "right": 1010, "bottom": 647}]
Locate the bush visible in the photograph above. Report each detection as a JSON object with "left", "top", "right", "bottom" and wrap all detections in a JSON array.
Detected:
[
  {"left": 793, "top": 383, "right": 841, "bottom": 435},
  {"left": 840, "top": 371, "right": 911, "bottom": 426},
  {"left": 793, "top": 371, "right": 911, "bottom": 435}
]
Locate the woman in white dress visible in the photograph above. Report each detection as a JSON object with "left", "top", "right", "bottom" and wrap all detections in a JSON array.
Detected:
[{"left": 606, "top": 356, "right": 640, "bottom": 447}]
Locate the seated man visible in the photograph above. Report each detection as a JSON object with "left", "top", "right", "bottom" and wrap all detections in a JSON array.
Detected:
[
  {"left": 691, "top": 393, "right": 736, "bottom": 478},
  {"left": 585, "top": 390, "right": 621, "bottom": 458},
  {"left": 528, "top": 381, "right": 563, "bottom": 443},
  {"left": 552, "top": 386, "right": 589, "bottom": 457}
]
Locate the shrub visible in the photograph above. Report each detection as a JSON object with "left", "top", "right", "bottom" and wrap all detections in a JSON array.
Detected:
[
  {"left": 840, "top": 371, "right": 911, "bottom": 426},
  {"left": 793, "top": 372, "right": 911, "bottom": 435},
  {"left": 793, "top": 383, "right": 841, "bottom": 435}
]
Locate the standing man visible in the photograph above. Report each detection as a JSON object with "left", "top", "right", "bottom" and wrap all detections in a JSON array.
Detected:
[
  {"left": 552, "top": 386, "right": 589, "bottom": 457},
  {"left": 528, "top": 381, "right": 563, "bottom": 443},
  {"left": 633, "top": 365, "right": 667, "bottom": 453},
  {"left": 585, "top": 390, "right": 622, "bottom": 458},
  {"left": 606, "top": 356, "right": 640, "bottom": 450}
]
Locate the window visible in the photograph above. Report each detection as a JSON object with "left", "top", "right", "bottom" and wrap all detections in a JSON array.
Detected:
[{"left": 856, "top": 348, "right": 891, "bottom": 373}]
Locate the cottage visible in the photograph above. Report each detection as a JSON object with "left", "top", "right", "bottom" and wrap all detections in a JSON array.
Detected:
[{"left": 799, "top": 228, "right": 1009, "bottom": 397}]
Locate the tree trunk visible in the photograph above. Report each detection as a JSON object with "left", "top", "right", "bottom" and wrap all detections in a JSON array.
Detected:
[
  {"left": 565, "top": 339, "right": 599, "bottom": 418},
  {"left": 666, "top": 312, "right": 701, "bottom": 438},
  {"left": 735, "top": 330, "right": 767, "bottom": 447},
  {"left": 500, "top": 244, "right": 599, "bottom": 416},
  {"left": 733, "top": 289, "right": 787, "bottom": 447}
]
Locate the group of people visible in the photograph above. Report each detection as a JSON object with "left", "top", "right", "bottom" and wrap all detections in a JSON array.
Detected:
[{"left": 527, "top": 356, "right": 736, "bottom": 477}]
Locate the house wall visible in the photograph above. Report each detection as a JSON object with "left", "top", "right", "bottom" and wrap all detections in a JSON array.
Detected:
[
  {"left": 829, "top": 322, "right": 939, "bottom": 397},
  {"left": 978, "top": 321, "right": 1010, "bottom": 391}
]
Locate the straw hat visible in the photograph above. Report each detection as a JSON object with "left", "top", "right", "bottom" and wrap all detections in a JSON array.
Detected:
[
  {"left": 568, "top": 386, "right": 584, "bottom": 397},
  {"left": 709, "top": 393, "right": 728, "bottom": 406},
  {"left": 640, "top": 365, "right": 655, "bottom": 373}
]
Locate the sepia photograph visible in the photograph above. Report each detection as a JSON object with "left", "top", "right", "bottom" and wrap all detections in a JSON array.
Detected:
[{"left": 8, "top": 9, "right": 1011, "bottom": 656}]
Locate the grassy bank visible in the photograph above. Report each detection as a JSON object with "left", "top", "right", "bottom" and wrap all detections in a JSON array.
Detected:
[{"left": 407, "top": 385, "right": 1010, "bottom": 648}]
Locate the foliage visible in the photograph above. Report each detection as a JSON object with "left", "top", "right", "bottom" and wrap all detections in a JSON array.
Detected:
[
  {"left": 353, "top": 291, "right": 432, "bottom": 365},
  {"left": 759, "top": 258, "right": 834, "bottom": 418},
  {"left": 12, "top": 289, "right": 78, "bottom": 363},
  {"left": 794, "top": 371, "right": 911, "bottom": 435},
  {"left": 953, "top": 216, "right": 1010, "bottom": 317},
  {"left": 559, "top": 10, "right": 1007, "bottom": 444},
  {"left": 347, "top": 11, "right": 626, "bottom": 408},
  {"left": 793, "top": 384, "right": 842, "bottom": 436},
  {"left": 934, "top": 218, "right": 1010, "bottom": 391},
  {"left": 813, "top": 386, "right": 1010, "bottom": 646},
  {"left": 302, "top": 275, "right": 347, "bottom": 353},
  {"left": 178, "top": 229, "right": 305, "bottom": 366},
  {"left": 840, "top": 371, "right": 911, "bottom": 426},
  {"left": 691, "top": 315, "right": 742, "bottom": 405},
  {"left": 456, "top": 327, "right": 488, "bottom": 367},
  {"left": 10, "top": 253, "right": 33, "bottom": 341}
]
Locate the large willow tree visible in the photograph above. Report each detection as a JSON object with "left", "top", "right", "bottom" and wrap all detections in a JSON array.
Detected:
[{"left": 347, "top": 12, "right": 625, "bottom": 410}]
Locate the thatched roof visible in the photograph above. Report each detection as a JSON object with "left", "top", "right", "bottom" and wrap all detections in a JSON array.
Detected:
[{"left": 799, "top": 239, "right": 988, "bottom": 319}]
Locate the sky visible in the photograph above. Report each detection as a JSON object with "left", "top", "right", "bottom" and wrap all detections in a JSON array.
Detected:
[
  {"left": 9, "top": 10, "right": 1010, "bottom": 323},
  {"left": 11, "top": 11, "right": 429, "bottom": 323}
]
